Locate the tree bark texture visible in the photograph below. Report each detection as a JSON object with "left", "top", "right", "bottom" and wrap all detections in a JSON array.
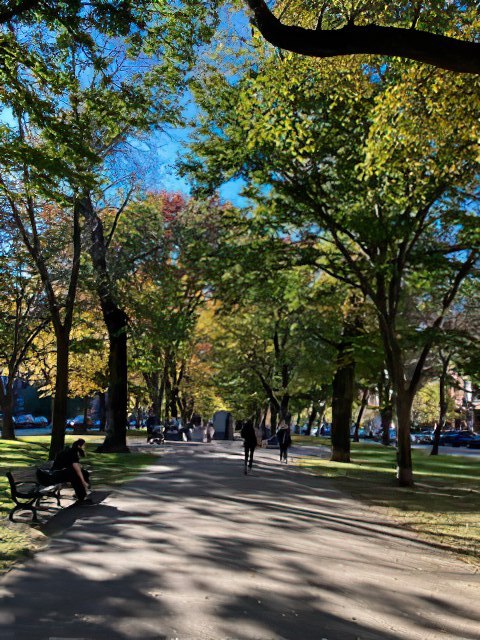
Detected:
[
  {"left": 49, "top": 331, "right": 69, "bottom": 458},
  {"left": 352, "top": 387, "right": 369, "bottom": 442},
  {"left": 97, "top": 392, "right": 106, "bottom": 430},
  {"left": 82, "top": 396, "right": 89, "bottom": 428},
  {"left": 330, "top": 343, "right": 354, "bottom": 463},
  {"left": 144, "top": 371, "right": 161, "bottom": 422},
  {"left": 306, "top": 403, "right": 317, "bottom": 436},
  {"left": 279, "top": 392, "right": 290, "bottom": 423},
  {"left": 100, "top": 315, "right": 129, "bottom": 452},
  {"left": 269, "top": 400, "right": 278, "bottom": 434},
  {"left": 0, "top": 382, "right": 16, "bottom": 440},
  {"left": 82, "top": 195, "right": 128, "bottom": 453},
  {"left": 380, "top": 403, "right": 392, "bottom": 446},
  {"left": 395, "top": 390, "right": 414, "bottom": 486},
  {"left": 431, "top": 358, "right": 450, "bottom": 456}
]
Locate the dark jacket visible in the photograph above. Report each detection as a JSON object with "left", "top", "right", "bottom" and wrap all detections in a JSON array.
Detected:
[
  {"left": 241, "top": 423, "right": 257, "bottom": 448},
  {"left": 277, "top": 427, "right": 292, "bottom": 448},
  {"left": 51, "top": 446, "right": 81, "bottom": 470}
]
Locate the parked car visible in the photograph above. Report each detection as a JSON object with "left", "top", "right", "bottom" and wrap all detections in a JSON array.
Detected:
[
  {"left": 439, "top": 430, "right": 478, "bottom": 447},
  {"left": 455, "top": 431, "right": 480, "bottom": 447},
  {"left": 33, "top": 416, "right": 49, "bottom": 427},
  {"left": 373, "top": 428, "right": 397, "bottom": 444},
  {"left": 438, "top": 430, "right": 459, "bottom": 445},
  {"left": 467, "top": 435, "right": 480, "bottom": 449},
  {"left": 351, "top": 427, "right": 366, "bottom": 439},
  {"left": 14, "top": 414, "right": 36, "bottom": 428},
  {"left": 417, "top": 430, "right": 435, "bottom": 444},
  {"left": 66, "top": 415, "right": 92, "bottom": 430}
]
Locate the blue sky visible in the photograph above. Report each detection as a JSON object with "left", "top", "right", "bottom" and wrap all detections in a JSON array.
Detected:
[
  {"left": 145, "top": 7, "right": 253, "bottom": 209},
  {"left": 151, "top": 126, "right": 250, "bottom": 208}
]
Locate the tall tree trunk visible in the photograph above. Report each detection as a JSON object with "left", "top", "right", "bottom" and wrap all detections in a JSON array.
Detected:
[
  {"left": 331, "top": 344, "right": 355, "bottom": 463},
  {"left": 256, "top": 406, "right": 265, "bottom": 431},
  {"left": 164, "top": 367, "right": 172, "bottom": 422},
  {"left": 353, "top": 388, "right": 369, "bottom": 442},
  {"left": 0, "top": 381, "right": 16, "bottom": 440},
  {"left": 170, "top": 393, "right": 179, "bottom": 419},
  {"left": 97, "top": 392, "right": 106, "bottom": 430},
  {"left": 396, "top": 388, "right": 414, "bottom": 486},
  {"left": 158, "top": 374, "right": 165, "bottom": 421},
  {"left": 306, "top": 403, "right": 317, "bottom": 436},
  {"left": 378, "top": 368, "right": 392, "bottom": 445},
  {"left": 49, "top": 330, "right": 69, "bottom": 458},
  {"left": 99, "top": 308, "right": 128, "bottom": 452},
  {"left": 82, "top": 195, "right": 128, "bottom": 453},
  {"left": 431, "top": 356, "right": 450, "bottom": 456},
  {"left": 82, "top": 396, "right": 89, "bottom": 428},
  {"left": 316, "top": 402, "right": 326, "bottom": 436},
  {"left": 279, "top": 392, "right": 290, "bottom": 423},
  {"left": 270, "top": 400, "right": 278, "bottom": 434},
  {"left": 148, "top": 372, "right": 160, "bottom": 422},
  {"left": 380, "top": 402, "right": 392, "bottom": 446},
  {"left": 169, "top": 357, "right": 179, "bottom": 419},
  {"left": 144, "top": 369, "right": 164, "bottom": 422}
]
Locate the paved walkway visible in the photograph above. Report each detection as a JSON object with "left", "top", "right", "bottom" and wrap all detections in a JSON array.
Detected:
[{"left": 0, "top": 442, "right": 479, "bottom": 640}]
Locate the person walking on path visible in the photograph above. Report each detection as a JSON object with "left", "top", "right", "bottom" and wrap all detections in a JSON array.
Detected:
[
  {"left": 240, "top": 419, "right": 257, "bottom": 474},
  {"left": 277, "top": 421, "right": 292, "bottom": 463},
  {"left": 206, "top": 420, "right": 215, "bottom": 443}
]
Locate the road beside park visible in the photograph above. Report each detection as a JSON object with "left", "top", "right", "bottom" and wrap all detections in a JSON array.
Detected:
[{"left": 0, "top": 441, "right": 479, "bottom": 640}]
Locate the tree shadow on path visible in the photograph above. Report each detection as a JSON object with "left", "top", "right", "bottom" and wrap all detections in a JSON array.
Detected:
[{"left": 1, "top": 444, "right": 478, "bottom": 640}]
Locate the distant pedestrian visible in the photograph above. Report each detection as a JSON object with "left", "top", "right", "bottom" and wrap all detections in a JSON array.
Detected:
[
  {"left": 205, "top": 421, "right": 215, "bottom": 443},
  {"left": 277, "top": 421, "right": 292, "bottom": 463},
  {"left": 241, "top": 419, "right": 257, "bottom": 475}
]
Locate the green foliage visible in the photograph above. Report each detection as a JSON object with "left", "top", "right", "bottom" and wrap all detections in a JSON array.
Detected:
[{"left": 411, "top": 381, "right": 455, "bottom": 426}]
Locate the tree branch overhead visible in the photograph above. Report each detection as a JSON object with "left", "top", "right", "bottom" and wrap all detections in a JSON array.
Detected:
[{"left": 246, "top": 0, "right": 480, "bottom": 74}]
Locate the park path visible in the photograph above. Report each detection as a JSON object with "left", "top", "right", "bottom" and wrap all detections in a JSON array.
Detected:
[{"left": 0, "top": 441, "right": 479, "bottom": 640}]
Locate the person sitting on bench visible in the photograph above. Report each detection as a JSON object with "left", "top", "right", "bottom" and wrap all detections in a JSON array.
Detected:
[{"left": 51, "top": 439, "right": 91, "bottom": 505}]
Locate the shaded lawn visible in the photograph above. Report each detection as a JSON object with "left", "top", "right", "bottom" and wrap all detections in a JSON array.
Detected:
[
  {"left": 295, "top": 438, "right": 480, "bottom": 564},
  {"left": 0, "top": 436, "right": 157, "bottom": 573}
]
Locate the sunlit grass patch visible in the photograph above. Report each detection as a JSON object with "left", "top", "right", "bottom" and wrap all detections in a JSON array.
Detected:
[
  {"left": 0, "top": 526, "right": 42, "bottom": 574},
  {"left": 296, "top": 442, "right": 480, "bottom": 563},
  {"left": 292, "top": 435, "right": 331, "bottom": 446},
  {"left": 0, "top": 437, "right": 157, "bottom": 574}
]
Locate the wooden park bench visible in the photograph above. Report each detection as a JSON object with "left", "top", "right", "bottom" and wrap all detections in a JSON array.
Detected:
[{"left": 5, "top": 466, "right": 67, "bottom": 523}]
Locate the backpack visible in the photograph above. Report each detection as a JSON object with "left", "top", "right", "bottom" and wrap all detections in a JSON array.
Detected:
[{"left": 36, "top": 468, "right": 55, "bottom": 486}]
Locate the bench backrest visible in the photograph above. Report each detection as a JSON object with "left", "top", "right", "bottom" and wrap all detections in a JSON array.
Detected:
[{"left": 6, "top": 468, "right": 40, "bottom": 495}]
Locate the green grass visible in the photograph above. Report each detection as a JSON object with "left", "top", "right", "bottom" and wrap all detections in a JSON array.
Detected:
[
  {"left": 0, "top": 436, "right": 157, "bottom": 573},
  {"left": 294, "top": 437, "right": 480, "bottom": 564},
  {"left": 292, "top": 435, "right": 331, "bottom": 447}
]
